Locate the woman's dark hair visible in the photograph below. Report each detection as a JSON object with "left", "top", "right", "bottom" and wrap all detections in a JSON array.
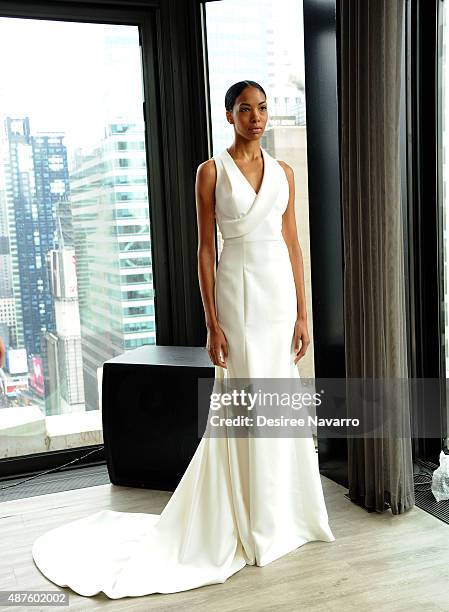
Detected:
[{"left": 224, "top": 80, "right": 267, "bottom": 112}]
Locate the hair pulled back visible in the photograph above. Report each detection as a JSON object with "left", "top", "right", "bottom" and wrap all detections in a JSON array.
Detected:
[{"left": 224, "top": 80, "right": 267, "bottom": 112}]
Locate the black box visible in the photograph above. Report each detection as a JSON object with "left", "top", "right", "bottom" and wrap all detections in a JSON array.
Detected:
[{"left": 101, "top": 345, "right": 214, "bottom": 491}]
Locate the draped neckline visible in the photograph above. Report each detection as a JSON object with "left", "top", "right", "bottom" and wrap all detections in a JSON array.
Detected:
[
  {"left": 217, "top": 145, "right": 282, "bottom": 239},
  {"left": 224, "top": 147, "right": 266, "bottom": 196}
]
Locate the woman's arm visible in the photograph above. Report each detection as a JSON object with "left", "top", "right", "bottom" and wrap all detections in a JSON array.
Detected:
[
  {"left": 195, "top": 160, "right": 228, "bottom": 368},
  {"left": 279, "top": 161, "right": 310, "bottom": 363}
]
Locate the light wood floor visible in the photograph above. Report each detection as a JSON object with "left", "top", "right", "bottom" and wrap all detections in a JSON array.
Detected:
[{"left": 1, "top": 473, "right": 449, "bottom": 612}]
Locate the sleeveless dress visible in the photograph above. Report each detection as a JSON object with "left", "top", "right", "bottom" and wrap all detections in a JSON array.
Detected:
[{"left": 31, "top": 146, "right": 335, "bottom": 599}]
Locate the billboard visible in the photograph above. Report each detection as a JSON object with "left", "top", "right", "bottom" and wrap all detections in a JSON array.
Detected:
[
  {"left": 5, "top": 347, "right": 28, "bottom": 374},
  {"left": 29, "top": 355, "right": 45, "bottom": 397}
]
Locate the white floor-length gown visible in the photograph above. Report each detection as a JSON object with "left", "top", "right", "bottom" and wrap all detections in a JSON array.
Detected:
[{"left": 31, "top": 145, "right": 335, "bottom": 599}]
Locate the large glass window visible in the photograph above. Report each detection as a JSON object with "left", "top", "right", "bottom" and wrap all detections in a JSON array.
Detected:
[
  {"left": 0, "top": 18, "right": 154, "bottom": 458},
  {"left": 205, "top": 0, "right": 314, "bottom": 376}
]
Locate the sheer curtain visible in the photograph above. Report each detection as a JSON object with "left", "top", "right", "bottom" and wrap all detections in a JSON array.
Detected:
[{"left": 339, "top": 0, "right": 415, "bottom": 514}]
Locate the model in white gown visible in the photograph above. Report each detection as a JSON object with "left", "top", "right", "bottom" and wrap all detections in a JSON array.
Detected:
[{"left": 31, "top": 145, "right": 335, "bottom": 599}]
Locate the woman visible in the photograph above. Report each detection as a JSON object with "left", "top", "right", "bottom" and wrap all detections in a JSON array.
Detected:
[
  {"left": 31, "top": 80, "right": 335, "bottom": 599},
  {"left": 198, "top": 80, "right": 309, "bottom": 376}
]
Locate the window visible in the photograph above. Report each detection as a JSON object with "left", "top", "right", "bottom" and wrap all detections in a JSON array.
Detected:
[
  {"left": 0, "top": 17, "right": 154, "bottom": 459},
  {"left": 205, "top": 0, "right": 314, "bottom": 376}
]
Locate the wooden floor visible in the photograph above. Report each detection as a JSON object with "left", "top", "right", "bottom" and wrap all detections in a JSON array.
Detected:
[{"left": 1, "top": 473, "right": 449, "bottom": 612}]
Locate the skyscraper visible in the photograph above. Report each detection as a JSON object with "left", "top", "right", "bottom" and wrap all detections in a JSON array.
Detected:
[
  {"left": 70, "top": 121, "right": 154, "bottom": 410},
  {"left": 4, "top": 116, "right": 69, "bottom": 398}
]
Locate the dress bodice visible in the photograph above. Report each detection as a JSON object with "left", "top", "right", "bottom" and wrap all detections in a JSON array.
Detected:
[{"left": 213, "top": 146, "right": 289, "bottom": 244}]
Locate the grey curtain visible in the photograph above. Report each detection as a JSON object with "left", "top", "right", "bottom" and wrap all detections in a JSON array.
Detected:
[{"left": 340, "top": 0, "right": 415, "bottom": 514}]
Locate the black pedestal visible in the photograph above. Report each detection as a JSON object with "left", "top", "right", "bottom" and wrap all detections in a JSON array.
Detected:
[{"left": 101, "top": 345, "right": 214, "bottom": 491}]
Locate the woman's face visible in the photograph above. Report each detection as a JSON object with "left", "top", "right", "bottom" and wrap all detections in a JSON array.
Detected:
[{"left": 226, "top": 86, "right": 268, "bottom": 140}]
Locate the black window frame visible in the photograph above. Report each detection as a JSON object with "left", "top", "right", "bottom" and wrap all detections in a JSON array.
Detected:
[{"left": 405, "top": 0, "right": 447, "bottom": 464}]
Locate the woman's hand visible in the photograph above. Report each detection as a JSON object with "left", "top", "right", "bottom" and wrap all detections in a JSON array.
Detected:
[
  {"left": 293, "top": 318, "right": 310, "bottom": 364},
  {"left": 206, "top": 324, "right": 228, "bottom": 368}
]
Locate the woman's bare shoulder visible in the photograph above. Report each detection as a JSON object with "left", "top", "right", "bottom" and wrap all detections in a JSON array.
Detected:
[
  {"left": 196, "top": 158, "right": 217, "bottom": 186},
  {"left": 276, "top": 159, "right": 293, "bottom": 174}
]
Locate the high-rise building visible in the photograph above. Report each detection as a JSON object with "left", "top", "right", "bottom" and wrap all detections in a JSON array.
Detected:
[
  {"left": 70, "top": 121, "right": 154, "bottom": 410},
  {"left": 3, "top": 117, "right": 69, "bottom": 365},
  {"left": 45, "top": 245, "right": 84, "bottom": 415},
  {"left": 0, "top": 127, "right": 17, "bottom": 347}
]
